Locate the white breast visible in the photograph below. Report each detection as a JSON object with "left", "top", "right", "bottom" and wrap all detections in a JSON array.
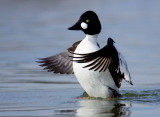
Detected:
[{"left": 73, "top": 35, "right": 118, "bottom": 98}]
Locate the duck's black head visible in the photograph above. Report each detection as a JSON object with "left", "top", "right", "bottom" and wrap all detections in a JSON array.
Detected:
[{"left": 68, "top": 11, "right": 101, "bottom": 35}]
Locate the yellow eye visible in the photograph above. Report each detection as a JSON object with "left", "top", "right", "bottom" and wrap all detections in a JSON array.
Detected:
[{"left": 86, "top": 19, "right": 89, "bottom": 23}]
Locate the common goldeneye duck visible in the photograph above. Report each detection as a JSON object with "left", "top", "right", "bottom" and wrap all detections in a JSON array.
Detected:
[{"left": 38, "top": 11, "right": 133, "bottom": 98}]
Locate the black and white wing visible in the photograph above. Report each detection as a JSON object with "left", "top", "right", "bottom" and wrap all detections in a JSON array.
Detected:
[
  {"left": 37, "top": 40, "right": 81, "bottom": 74},
  {"left": 71, "top": 38, "right": 133, "bottom": 88}
]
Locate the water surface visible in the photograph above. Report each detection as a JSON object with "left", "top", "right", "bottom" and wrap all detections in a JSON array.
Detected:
[{"left": 0, "top": 0, "right": 160, "bottom": 116}]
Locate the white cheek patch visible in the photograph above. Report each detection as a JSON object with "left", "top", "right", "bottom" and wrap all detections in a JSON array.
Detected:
[{"left": 81, "top": 22, "right": 88, "bottom": 29}]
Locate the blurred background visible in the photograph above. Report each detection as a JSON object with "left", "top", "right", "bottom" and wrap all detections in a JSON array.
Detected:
[{"left": 0, "top": 0, "right": 160, "bottom": 116}]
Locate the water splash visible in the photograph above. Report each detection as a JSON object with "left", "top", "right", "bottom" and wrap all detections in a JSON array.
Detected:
[
  {"left": 78, "top": 89, "right": 160, "bottom": 104},
  {"left": 120, "top": 89, "right": 160, "bottom": 104}
]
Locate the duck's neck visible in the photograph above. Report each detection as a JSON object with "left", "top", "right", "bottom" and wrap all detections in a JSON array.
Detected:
[
  {"left": 85, "top": 34, "right": 98, "bottom": 43},
  {"left": 75, "top": 34, "right": 99, "bottom": 53}
]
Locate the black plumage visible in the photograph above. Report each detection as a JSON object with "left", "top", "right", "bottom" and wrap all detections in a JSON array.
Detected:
[
  {"left": 71, "top": 38, "right": 132, "bottom": 88},
  {"left": 37, "top": 40, "right": 81, "bottom": 74}
]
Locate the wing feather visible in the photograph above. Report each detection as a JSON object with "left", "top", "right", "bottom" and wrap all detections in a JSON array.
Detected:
[
  {"left": 71, "top": 38, "right": 133, "bottom": 88},
  {"left": 37, "top": 40, "right": 81, "bottom": 74}
]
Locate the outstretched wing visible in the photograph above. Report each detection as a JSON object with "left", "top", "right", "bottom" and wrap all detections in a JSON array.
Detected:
[
  {"left": 71, "top": 38, "right": 133, "bottom": 88},
  {"left": 37, "top": 40, "right": 81, "bottom": 74}
]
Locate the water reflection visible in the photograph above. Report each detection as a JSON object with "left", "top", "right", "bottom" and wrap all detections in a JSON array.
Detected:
[
  {"left": 55, "top": 89, "right": 160, "bottom": 117},
  {"left": 76, "top": 99, "right": 131, "bottom": 117},
  {"left": 0, "top": 0, "right": 160, "bottom": 116}
]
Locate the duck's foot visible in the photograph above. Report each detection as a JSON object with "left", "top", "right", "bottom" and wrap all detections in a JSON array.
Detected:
[{"left": 108, "top": 87, "right": 122, "bottom": 98}]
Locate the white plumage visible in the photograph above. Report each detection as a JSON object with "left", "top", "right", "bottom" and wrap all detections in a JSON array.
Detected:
[
  {"left": 114, "top": 43, "right": 132, "bottom": 84},
  {"left": 73, "top": 35, "right": 118, "bottom": 98},
  {"left": 38, "top": 11, "right": 133, "bottom": 98},
  {"left": 81, "top": 22, "right": 88, "bottom": 29}
]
